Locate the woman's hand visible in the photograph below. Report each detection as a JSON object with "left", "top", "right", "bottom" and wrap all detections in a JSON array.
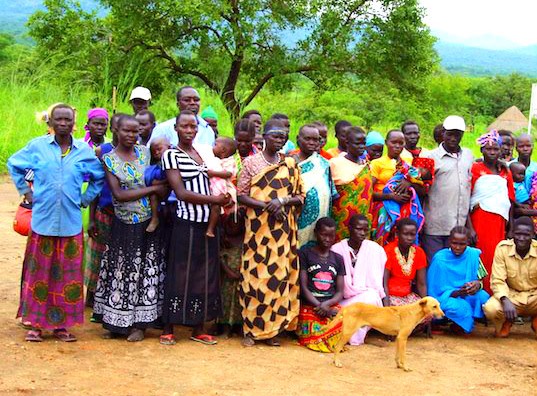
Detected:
[
  {"left": 393, "top": 179, "right": 411, "bottom": 195},
  {"left": 265, "top": 198, "right": 283, "bottom": 214},
  {"left": 314, "top": 302, "right": 332, "bottom": 317},
  {"left": 463, "top": 281, "right": 480, "bottom": 295},
  {"left": 213, "top": 193, "right": 231, "bottom": 206},
  {"left": 389, "top": 192, "right": 411, "bottom": 204},
  {"left": 88, "top": 220, "right": 98, "bottom": 239}
]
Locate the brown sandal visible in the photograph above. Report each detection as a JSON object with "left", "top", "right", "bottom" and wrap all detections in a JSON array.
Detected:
[{"left": 53, "top": 329, "right": 77, "bottom": 342}]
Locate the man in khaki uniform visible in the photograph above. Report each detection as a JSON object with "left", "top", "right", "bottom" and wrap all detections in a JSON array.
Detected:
[{"left": 483, "top": 216, "right": 537, "bottom": 337}]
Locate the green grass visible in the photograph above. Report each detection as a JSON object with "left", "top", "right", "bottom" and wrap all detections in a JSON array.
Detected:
[{"left": 2, "top": 77, "right": 537, "bottom": 174}]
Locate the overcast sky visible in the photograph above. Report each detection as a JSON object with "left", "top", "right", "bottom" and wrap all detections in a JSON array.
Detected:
[{"left": 420, "top": 0, "right": 537, "bottom": 47}]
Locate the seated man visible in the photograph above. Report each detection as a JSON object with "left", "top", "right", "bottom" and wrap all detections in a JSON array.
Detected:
[
  {"left": 483, "top": 216, "right": 537, "bottom": 338},
  {"left": 331, "top": 214, "right": 387, "bottom": 345},
  {"left": 428, "top": 226, "right": 489, "bottom": 334}
]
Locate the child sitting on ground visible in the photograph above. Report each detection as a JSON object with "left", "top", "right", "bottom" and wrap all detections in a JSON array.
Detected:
[
  {"left": 144, "top": 136, "right": 171, "bottom": 232},
  {"left": 206, "top": 137, "right": 238, "bottom": 237}
]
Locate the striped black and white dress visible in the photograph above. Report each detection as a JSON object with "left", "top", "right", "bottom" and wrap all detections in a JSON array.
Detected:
[
  {"left": 161, "top": 147, "right": 222, "bottom": 326},
  {"left": 161, "top": 148, "right": 211, "bottom": 223}
]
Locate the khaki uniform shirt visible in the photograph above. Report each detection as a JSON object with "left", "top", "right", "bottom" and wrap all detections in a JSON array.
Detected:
[{"left": 491, "top": 239, "right": 537, "bottom": 304}]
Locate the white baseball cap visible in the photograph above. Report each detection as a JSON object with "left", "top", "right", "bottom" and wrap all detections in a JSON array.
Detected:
[
  {"left": 443, "top": 115, "right": 465, "bottom": 131},
  {"left": 129, "top": 86, "right": 152, "bottom": 101}
]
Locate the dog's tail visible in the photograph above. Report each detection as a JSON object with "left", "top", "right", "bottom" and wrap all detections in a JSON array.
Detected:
[{"left": 320, "top": 311, "right": 344, "bottom": 333}]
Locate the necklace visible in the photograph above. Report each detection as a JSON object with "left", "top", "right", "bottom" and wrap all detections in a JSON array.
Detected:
[
  {"left": 349, "top": 247, "right": 360, "bottom": 268},
  {"left": 261, "top": 152, "right": 279, "bottom": 166},
  {"left": 395, "top": 246, "right": 415, "bottom": 276}
]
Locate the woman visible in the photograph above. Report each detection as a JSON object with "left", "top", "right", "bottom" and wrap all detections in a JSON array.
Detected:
[
  {"left": 383, "top": 219, "right": 429, "bottom": 316},
  {"left": 330, "top": 127, "right": 373, "bottom": 241},
  {"left": 469, "top": 130, "right": 514, "bottom": 294},
  {"left": 365, "top": 131, "right": 384, "bottom": 161},
  {"left": 370, "top": 130, "right": 418, "bottom": 245},
  {"left": 93, "top": 115, "right": 167, "bottom": 342},
  {"left": 331, "top": 214, "right": 387, "bottom": 345},
  {"left": 159, "top": 110, "right": 230, "bottom": 345},
  {"left": 216, "top": 119, "right": 257, "bottom": 337},
  {"left": 428, "top": 226, "right": 489, "bottom": 334},
  {"left": 84, "top": 113, "right": 123, "bottom": 306},
  {"left": 290, "top": 124, "right": 336, "bottom": 247},
  {"left": 8, "top": 103, "right": 105, "bottom": 342},
  {"left": 238, "top": 119, "right": 304, "bottom": 347},
  {"left": 296, "top": 217, "right": 345, "bottom": 352}
]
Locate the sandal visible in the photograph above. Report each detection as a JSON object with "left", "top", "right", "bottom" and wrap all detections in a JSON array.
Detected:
[
  {"left": 190, "top": 334, "right": 217, "bottom": 345},
  {"left": 25, "top": 329, "right": 43, "bottom": 342},
  {"left": 53, "top": 329, "right": 77, "bottom": 342},
  {"left": 159, "top": 334, "right": 176, "bottom": 345}
]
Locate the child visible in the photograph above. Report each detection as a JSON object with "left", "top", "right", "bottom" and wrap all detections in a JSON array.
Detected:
[
  {"left": 206, "top": 137, "right": 238, "bottom": 237},
  {"left": 144, "top": 136, "right": 171, "bottom": 232},
  {"left": 510, "top": 162, "right": 530, "bottom": 205},
  {"left": 296, "top": 217, "right": 345, "bottom": 352}
]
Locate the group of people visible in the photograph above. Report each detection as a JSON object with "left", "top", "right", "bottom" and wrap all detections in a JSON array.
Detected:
[{"left": 7, "top": 85, "right": 537, "bottom": 352}]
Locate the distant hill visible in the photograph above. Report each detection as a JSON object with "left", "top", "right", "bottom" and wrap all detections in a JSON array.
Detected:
[
  {"left": 435, "top": 41, "right": 537, "bottom": 76},
  {"left": 1, "top": 0, "right": 537, "bottom": 77}
]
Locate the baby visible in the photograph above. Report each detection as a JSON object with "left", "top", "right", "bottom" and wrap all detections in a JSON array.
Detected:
[
  {"left": 510, "top": 162, "right": 530, "bottom": 205},
  {"left": 144, "top": 136, "right": 171, "bottom": 232},
  {"left": 206, "top": 137, "right": 238, "bottom": 237}
]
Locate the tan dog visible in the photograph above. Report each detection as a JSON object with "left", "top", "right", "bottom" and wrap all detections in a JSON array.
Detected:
[{"left": 326, "top": 296, "right": 444, "bottom": 371}]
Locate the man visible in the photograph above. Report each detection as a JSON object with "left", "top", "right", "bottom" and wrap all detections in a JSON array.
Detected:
[
  {"left": 401, "top": 120, "right": 428, "bottom": 159},
  {"left": 433, "top": 124, "right": 444, "bottom": 146},
  {"left": 201, "top": 106, "right": 219, "bottom": 138},
  {"left": 331, "top": 214, "right": 387, "bottom": 346},
  {"left": 149, "top": 86, "right": 215, "bottom": 147},
  {"left": 326, "top": 120, "right": 352, "bottom": 157},
  {"left": 129, "top": 86, "right": 152, "bottom": 115},
  {"left": 422, "top": 115, "right": 474, "bottom": 262},
  {"left": 483, "top": 216, "right": 537, "bottom": 338},
  {"left": 135, "top": 110, "right": 156, "bottom": 146}
]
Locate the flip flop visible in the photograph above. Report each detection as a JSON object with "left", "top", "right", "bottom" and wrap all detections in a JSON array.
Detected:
[
  {"left": 53, "top": 329, "right": 77, "bottom": 342},
  {"left": 190, "top": 334, "right": 217, "bottom": 345},
  {"left": 159, "top": 334, "right": 176, "bottom": 345},
  {"left": 264, "top": 337, "right": 281, "bottom": 347},
  {"left": 25, "top": 330, "right": 43, "bottom": 342}
]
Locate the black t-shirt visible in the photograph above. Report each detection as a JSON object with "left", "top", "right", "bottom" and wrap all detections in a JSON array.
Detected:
[{"left": 298, "top": 247, "right": 346, "bottom": 302}]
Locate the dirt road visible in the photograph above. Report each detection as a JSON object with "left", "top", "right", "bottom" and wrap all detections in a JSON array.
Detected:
[{"left": 0, "top": 181, "right": 535, "bottom": 395}]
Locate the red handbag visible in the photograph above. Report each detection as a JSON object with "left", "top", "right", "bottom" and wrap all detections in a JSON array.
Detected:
[{"left": 13, "top": 202, "right": 32, "bottom": 236}]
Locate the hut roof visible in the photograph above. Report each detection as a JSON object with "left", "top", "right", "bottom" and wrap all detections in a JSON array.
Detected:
[{"left": 488, "top": 106, "right": 528, "bottom": 132}]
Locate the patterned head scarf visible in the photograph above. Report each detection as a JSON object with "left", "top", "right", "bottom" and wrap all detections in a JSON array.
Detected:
[{"left": 476, "top": 129, "right": 502, "bottom": 148}]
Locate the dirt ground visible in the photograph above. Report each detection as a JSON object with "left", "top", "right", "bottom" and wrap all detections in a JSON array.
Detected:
[{"left": 0, "top": 181, "right": 535, "bottom": 396}]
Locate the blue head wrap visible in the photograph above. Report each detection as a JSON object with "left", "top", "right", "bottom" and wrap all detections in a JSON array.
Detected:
[{"left": 366, "top": 131, "right": 385, "bottom": 147}]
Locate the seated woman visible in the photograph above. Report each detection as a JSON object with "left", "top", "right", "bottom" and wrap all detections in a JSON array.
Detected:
[
  {"left": 296, "top": 217, "right": 345, "bottom": 352},
  {"left": 428, "top": 226, "right": 489, "bottom": 334},
  {"left": 383, "top": 218, "right": 431, "bottom": 330},
  {"left": 331, "top": 214, "right": 387, "bottom": 345}
]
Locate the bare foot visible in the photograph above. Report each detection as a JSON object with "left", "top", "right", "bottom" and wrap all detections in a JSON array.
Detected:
[
  {"left": 242, "top": 336, "right": 255, "bottom": 347},
  {"left": 127, "top": 329, "right": 145, "bottom": 342},
  {"left": 146, "top": 217, "right": 159, "bottom": 233},
  {"left": 206, "top": 229, "right": 216, "bottom": 238}
]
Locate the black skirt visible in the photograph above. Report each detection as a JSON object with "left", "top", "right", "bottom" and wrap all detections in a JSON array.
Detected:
[
  {"left": 163, "top": 217, "right": 222, "bottom": 326},
  {"left": 93, "top": 218, "right": 166, "bottom": 334}
]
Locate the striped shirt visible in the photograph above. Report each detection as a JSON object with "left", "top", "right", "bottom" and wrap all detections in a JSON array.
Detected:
[{"left": 161, "top": 148, "right": 211, "bottom": 223}]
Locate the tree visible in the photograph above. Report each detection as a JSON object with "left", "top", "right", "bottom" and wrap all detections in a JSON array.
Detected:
[{"left": 29, "top": 0, "right": 437, "bottom": 121}]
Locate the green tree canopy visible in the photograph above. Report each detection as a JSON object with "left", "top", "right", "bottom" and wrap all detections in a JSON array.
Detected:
[{"left": 28, "top": 0, "right": 437, "bottom": 120}]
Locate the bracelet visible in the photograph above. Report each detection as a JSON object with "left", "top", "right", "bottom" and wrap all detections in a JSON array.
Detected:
[{"left": 278, "top": 196, "right": 290, "bottom": 205}]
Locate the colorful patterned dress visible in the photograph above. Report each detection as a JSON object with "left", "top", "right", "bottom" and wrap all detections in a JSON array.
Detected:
[
  {"left": 93, "top": 145, "right": 165, "bottom": 334},
  {"left": 329, "top": 156, "right": 373, "bottom": 241},
  {"left": 237, "top": 153, "right": 304, "bottom": 340}
]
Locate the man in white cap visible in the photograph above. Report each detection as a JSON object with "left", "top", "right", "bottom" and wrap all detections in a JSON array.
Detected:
[
  {"left": 149, "top": 86, "right": 215, "bottom": 147},
  {"left": 422, "top": 115, "right": 475, "bottom": 262},
  {"left": 130, "top": 86, "right": 152, "bottom": 114}
]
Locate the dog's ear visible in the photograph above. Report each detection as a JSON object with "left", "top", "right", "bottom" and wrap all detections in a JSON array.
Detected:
[{"left": 419, "top": 298, "right": 427, "bottom": 307}]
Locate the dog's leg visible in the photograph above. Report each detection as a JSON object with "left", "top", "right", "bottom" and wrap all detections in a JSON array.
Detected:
[
  {"left": 395, "top": 332, "right": 412, "bottom": 372},
  {"left": 332, "top": 334, "right": 348, "bottom": 368}
]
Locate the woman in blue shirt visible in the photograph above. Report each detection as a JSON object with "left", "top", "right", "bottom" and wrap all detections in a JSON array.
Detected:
[{"left": 8, "top": 104, "right": 105, "bottom": 342}]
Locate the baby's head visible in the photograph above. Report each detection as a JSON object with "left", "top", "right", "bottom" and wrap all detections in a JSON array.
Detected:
[
  {"left": 417, "top": 167, "right": 433, "bottom": 181},
  {"left": 150, "top": 136, "right": 171, "bottom": 162},
  {"left": 213, "top": 136, "right": 237, "bottom": 159},
  {"left": 509, "top": 162, "right": 526, "bottom": 183}
]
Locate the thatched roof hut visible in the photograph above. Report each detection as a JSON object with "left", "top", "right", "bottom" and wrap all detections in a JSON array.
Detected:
[{"left": 488, "top": 106, "right": 528, "bottom": 132}]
